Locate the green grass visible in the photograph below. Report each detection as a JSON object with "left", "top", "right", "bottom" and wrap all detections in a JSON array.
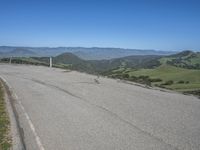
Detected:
[
  {"left": 53, "top": 63, "right": 72, "bottom": 68},
  {"left": 0, "top": 82, "right": 11, "bottom": 150},
  {"left": 128, "top": 64, "right": 200, "bottom": 91},
  {"left": 166, "top": 83, "right": 200, "bottom": 91},
  {"left": 190, "top": 56, "right": 200, "bottom": 65},
  {"left": 159, "top": 57, "right": 173, "bottom": 64},
  {"left": 19, "top": 57, "right": 45, "bottom": 64},
  {"left": 159, "top": 51, "right": 200, "bottom": 68}
]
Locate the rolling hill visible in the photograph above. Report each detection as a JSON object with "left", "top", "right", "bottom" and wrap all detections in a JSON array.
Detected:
[
  {"left": 52, "top": 53, "right": 162, "bottom": 73},
  {"left": 0, "top": 48, "right": 37, "bottom": 57},
  {"left": 0, "top": 46, "right": 177, "bottom": 60},
  {"left": 104, "top": 51, "right": 200, "bottom": 95},
  {"left": 127, "top": 64, "right": 200, "bottom": 90},
  {"left": 160, "top": 50, "right": 200, "bottom": 69},
  {"left": 9, "top": 48, "right": 37, "bottom": 56},
  {"left": 72, "top": 47, "right": 175, "bottom": 60}
]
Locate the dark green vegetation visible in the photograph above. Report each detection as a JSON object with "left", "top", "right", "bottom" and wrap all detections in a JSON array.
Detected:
[
  {"left": 0, "top": 82, "right": 11, "bottom": 149},
  {"left": 183, "top": 90, "right": 200, "bottom": 97},
  {"left": 1, "top": 50, "right": 200, "bottom": 96}
]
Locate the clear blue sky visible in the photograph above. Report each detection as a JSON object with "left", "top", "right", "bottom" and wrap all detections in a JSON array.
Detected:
[{"left": 0, "top": 0, "right": 200, "bottom": 51}]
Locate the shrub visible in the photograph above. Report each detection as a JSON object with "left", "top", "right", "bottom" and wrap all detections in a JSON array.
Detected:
[
  {"left": 163, "top": 80, "right": 174, "bottom": 85},
  {"left": 157, "top": 84, "right": 165, "bottom": 88},
  {"left": 109, "top": 75, "right": 116, "bottom": 78},
  {"left": 138, "top": 75, "right": 149, "bottom": 79},
  {"left": 129, "top": 76, "right": 137, "bottom": 81},
  {"left": 136, "top": 78, "right": 151, "bottom": 86},
  {"left": 149, "top": 78, "right": 162, "bottom": 82},
  {"left": 177, "top": 80, "right": 184, "bottom": 84},
  {"left": 183, "top": 90, "right": 200, "bottom": 97},
  {"left": 112, "top": 74, "right": 123, "bottom": 79},
  {"left": 122, "top": 73, "right": 129, "bottom": 78}
]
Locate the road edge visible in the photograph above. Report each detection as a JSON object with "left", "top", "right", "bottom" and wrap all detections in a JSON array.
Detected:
[{"left": 0, "top": 78, "right": 26, "bottom": 150}]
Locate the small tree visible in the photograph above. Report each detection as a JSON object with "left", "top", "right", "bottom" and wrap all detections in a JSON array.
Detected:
[{"left": 122, "top": 73, "right": 129, "bottom": 78}]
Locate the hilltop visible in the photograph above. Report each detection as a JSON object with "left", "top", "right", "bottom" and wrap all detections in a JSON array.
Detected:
[{"left": 160, "top": 50, "right": 200, "bottom": 69}]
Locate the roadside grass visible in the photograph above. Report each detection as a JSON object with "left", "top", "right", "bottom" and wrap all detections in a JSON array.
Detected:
[{"left": 0, "top": 82, "right": 11, "bottom": 150}]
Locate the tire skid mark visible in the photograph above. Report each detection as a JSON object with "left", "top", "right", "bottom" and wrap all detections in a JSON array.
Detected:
[
  {"left": 29, "top": 77, "right": 178, "bottom": 150},
  {"left": 3, "top": 74, "right": 179, "bottom": 149}
]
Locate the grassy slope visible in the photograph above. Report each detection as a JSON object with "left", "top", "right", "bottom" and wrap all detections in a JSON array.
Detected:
[
  {"left": 190, "top": 53, "right": 200, "bottom": 64},
  {"left": 128, "top": 64, "right": 200, "bottom": 91},
  {"left": 0, "top": 82, "right": 11, "bottom": 149},
  {"left": 19, "top": 57, "right": 45, "bottom": 63},
  {"left": 159, "top": 51, "right": 200, "bottom": 68}
]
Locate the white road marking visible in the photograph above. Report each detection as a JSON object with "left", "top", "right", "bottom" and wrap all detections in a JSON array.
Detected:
[
  {"left": 1, "top": 77, "right": 7, "bottom": 83},
  {"left": 1, "top": 76, "right": 11, "bottom": 88},
  {"left": 17, "top": 100, "right": 45, "bottom": 150},
  {"left": 14, "top": 93, "right": 18, "bottom": 99},
  {"left": 1, "top": 76, "right": 45, "bottom": 150}
]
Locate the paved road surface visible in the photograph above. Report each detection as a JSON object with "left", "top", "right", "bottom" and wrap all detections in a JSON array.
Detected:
[{"left": 0, "top": 64, "right": 200, "bottom": 150}]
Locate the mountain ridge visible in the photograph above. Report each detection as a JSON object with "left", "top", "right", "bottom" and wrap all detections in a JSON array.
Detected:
[{"left": 0, "top": 46, "right": 178, "bottom": 60}]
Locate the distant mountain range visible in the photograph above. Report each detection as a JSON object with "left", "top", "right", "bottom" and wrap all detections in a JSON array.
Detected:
[
  {"left": 0, "top": 46, "right": 178, "bottom": 60},
  {"left": 0, "top": 47, "right": 38, "bottom": 57},
  {"left": 1, "top": 50, "right": 199, "bottom": 72}
]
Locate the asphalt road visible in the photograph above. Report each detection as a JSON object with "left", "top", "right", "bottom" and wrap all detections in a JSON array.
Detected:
[{"left": 0, "top": 64, "right": 200, "bottom": 150}]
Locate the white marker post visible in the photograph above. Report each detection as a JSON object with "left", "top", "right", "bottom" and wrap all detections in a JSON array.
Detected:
[
  {"left": 9, "top": 57, "right": 12, "bottom": 64},
  {"left": 49, "top": 57, "right": 52, "bottom": 68}
]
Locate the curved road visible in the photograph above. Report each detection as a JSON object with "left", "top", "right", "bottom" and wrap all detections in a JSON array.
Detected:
[{"left": 0, "top": 64, "right": 200, "bottom": 150}]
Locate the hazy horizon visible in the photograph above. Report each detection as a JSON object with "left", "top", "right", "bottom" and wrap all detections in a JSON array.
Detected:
[{"left": 1, "top": 45, "right": 200, "bottom": 52}]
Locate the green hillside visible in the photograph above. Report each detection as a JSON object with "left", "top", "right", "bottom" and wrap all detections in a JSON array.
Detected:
[
  {"left": 128, "top": 64, "right": 200, "bottom": 91},
  {"left": 160, "top": 50, "right": 200, "bottom": 69},
  {"left": 102, "top": 51, "right": 200, "bottom": 96}
]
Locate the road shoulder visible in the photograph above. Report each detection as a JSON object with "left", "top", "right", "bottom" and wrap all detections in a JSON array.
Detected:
[{"left": 0, "top": 78, "right": 24, "bottom": 150}]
